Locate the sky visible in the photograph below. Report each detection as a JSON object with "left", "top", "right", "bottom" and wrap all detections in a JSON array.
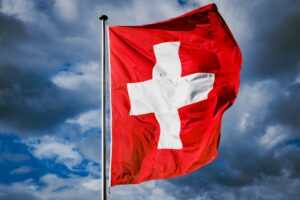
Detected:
[{"left": 0, "top": 0, "right": 299, "bottom": 199}]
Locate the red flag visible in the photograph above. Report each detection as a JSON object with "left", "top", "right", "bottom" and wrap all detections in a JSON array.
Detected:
[{"left": 109, "top": 4, "right": 242, "bottom": 186}]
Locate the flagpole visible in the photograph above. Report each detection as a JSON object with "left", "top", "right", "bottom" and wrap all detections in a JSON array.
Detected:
[{"left": 99, "top": 14, "right": 108, "bottom": 200}]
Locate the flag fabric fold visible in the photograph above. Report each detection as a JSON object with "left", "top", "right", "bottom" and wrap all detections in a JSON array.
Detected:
[{"left": 109, "top": 3, "right": 242, "bottom": 186}]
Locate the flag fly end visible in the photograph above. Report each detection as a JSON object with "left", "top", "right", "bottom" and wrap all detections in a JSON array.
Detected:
[{"left": 108, "top": 3, "right": 242, "bottom": 186}]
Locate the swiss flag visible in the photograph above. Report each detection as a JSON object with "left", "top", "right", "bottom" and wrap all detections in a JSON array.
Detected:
[{"left": 109, "top": 4, "right": 242, "bottom": 186}]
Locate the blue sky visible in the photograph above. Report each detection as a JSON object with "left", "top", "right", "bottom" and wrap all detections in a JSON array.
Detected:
[{"left": 0, "top": 0, "right": 300, "bottom": 199}]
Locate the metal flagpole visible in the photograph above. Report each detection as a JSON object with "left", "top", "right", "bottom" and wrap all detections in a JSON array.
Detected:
[{"left": 99, "top": 14, "right": 108, "bottom": 200}]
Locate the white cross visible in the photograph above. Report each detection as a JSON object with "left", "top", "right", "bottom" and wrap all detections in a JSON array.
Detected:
[{"left": 127, "top": 42, "right": 215, "bottom": 149}]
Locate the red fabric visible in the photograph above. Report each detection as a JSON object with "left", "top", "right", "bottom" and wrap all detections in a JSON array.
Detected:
[{"left": 109, "top": 3, "right": 242, "bottom": 186}]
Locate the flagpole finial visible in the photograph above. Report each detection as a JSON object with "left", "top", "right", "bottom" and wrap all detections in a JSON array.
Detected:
[{"left": 99, "top": 15, "right": 108, "bottom": 21}]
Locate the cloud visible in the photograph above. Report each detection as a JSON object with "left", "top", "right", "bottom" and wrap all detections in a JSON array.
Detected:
[
  {"left": 0, "top": 133, "right": 100, "bottom": 185},
  {"left": 81, "top": 179, "right": 101, "bottom": 191},
  {"left": 53, "top": 0, "right": 78, "bottom": 22},
  {"left": 231, "top": 81, "right": 276, "bottom": 133},
  {"left": 0, "top": 175, "right": 101, "bottom": 200},
  {"left": 0, "top": 12, "right": 28, "bottom": 47},
  {"left": 269, "top": 82, "right": 300, "bottom": 129},
  {"left": 259, "top": 125, "right": 289, "bottom": 149},
  {"left": 99, "top": 0, "right": 191, "bottom": 26},
  {"left": 52, "top": 62, "right": 101, "bottom": 91},
  {"left": 0, "top": 153, "right": 29, "bottom": 162},
  {"left": 67, "top": 109, "right": 100, "bottom": 131},
  {"left": 0, "top": 0, "right": 101, "bottom": 134},
  {"left": 187, "top": 175, "right": 300, "bottom": 200},
  {"left": 25, "top": 136, "right": 82, "bottom": 169},
  {"left": 241, "top": 0, "right": 300, "bottom": 80},
  {"left": 10, "top": 166, "right": 31, "bottom": 175},
  {"left": 0, "top": 179, "right": 38, "bottom": 200},
  {"left": 78, "top": 134, "right": 101, "bottom": 163},
  {"left": 38, "top": 174, "right": 100, "bottom": 200},
  {"left": 110, "top": 181, "right": 177, "bottom": 200},
  {"left": 0, "top": 0, "right": 37, "bottom": 23},
  {"left": 0, "top": 64, "right": 96, "bottom": 133}
]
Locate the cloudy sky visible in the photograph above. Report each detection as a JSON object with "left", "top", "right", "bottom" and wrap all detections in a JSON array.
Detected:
[{"left": 0, "top": 0, "right": 299, "bottom": 199}]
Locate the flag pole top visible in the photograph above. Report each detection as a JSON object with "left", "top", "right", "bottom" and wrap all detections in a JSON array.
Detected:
[{"left": 99, "top": 15, "right": 108, "bottom": 21}]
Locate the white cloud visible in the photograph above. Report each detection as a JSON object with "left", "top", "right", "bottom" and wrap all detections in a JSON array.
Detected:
[
  {"left": 52, "top": 62, "right": 100, "bottom": 91},
  {"left": 0, "top": 175, "right": 101, "bottom": 200},
  {"left": 10, "top": 179, "right": 38, "bottom": 193},
  {"left": 295, "top": 66, "right": 300, "bottom": 84},
  {"left": 110, "top": 181, "right": 177, "bottom": 200},
  {"left": 10, "top": 166, "right": 31, "bottom": 175},
  {"left": 78, "top": 135, "right": 101, "bottom": 163},
  {"left": 0, "top": 0, "right": 54, "bottom": 32},
  {"left": 54, "top": 0, "right": 78, "bottom": 22},
  {"left": 99, "top": 0, "right": 187, "bottom": 26},
  {"left": 38, "top": 174, "right": 101, "bottom": 200},
  {"left": 0, "top": 152, "right": 29, "bottom": 162},
  {"left": 26, "top": 136, "right": 82, "bottom": 169},
  {"left": 239, "top": 81, "right": 275, "bottom": 114},
  {"left": 0, "top": 0, "right": 36, "bottom": 22},
  {"left": 67, "top": 109, "right": 100, "bottom": 131},
  {"left": 222, "top": 80, "right": 277, "bottom": 136},
  {"left": 237, "top": 112, "right": 250, "bottom": 132},
  {"left": 82, "top": 179, "right": 101, "bottom": 191},
  {"left": 0, "top": 0, "right": 61, "bottom": 47},
  {"left": 260, "top": 125, "right": 288, "bottom": 149}
]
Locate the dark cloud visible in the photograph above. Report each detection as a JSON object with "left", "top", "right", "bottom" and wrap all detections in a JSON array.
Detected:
[
  {"left": 243, "top": 0, "right": 300, "bottom": 81},
  {"left": 269, "top": 83, "right": 300, "bottom": 129},
  {"left": 0, "top": 13, "right": 28, "bottom": 47},
  {"left": 0, "top": 7, "right": 100, "bottom": 133},
  {"left": 0, "top": 187, "right": 39, "bottom": 200},
  {"left": 167, "top": 105, "right": 299, "bottom": 199},
  {"left": 200, "top": 0, "right": 300, "bottom": 194},
  {"left": 275, "top": 144, "right": 300, "bottom": 177},
  {"left": 0, "top": 62, "right": 97, "bottom": 133}
]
